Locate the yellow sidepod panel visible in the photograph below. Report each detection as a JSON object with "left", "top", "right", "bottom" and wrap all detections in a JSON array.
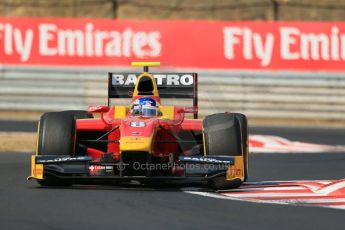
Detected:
[
  {"left": 114, "top": 106, "right": 127, "bottom": 119},
  {"left": 159, "top": 106, "right": 175, "bottom": 120}
]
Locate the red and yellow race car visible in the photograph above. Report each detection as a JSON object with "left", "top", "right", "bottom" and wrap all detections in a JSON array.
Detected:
[{"left": 28, "top": 62, "right": 248, "bottom": 189}]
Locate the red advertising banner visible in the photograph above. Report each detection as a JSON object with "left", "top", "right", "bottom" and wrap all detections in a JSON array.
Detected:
[{"left": 1, "top": 17, "right": 345, "bottom": 71}]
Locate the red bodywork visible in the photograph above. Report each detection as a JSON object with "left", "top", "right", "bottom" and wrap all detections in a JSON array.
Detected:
[{"left": 76, "top": 106, "right": 203, "bottom": 164}]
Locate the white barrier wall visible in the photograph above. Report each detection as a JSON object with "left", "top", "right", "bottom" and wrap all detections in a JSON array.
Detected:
[{"left": 1, "top": 66, "right": 345, "bottom": 121}]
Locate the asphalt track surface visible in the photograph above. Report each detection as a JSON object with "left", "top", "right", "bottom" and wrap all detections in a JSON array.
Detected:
[{"left": 0, "top": 120, "right": 345, "bottom": 229}]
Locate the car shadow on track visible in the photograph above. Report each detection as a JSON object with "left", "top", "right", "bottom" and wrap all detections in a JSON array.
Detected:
[{"left": 29, "top": 181, "right": 212, "bottom": 192}]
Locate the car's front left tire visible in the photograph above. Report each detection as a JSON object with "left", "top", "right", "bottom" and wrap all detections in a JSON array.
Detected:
[{"left": 202, "top": 112, "right": 248, "bottom": 190}]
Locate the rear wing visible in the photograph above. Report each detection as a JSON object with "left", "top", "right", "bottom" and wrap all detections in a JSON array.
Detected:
[{"left": 108, "top": 73, "right": 198, "bottom": 118}]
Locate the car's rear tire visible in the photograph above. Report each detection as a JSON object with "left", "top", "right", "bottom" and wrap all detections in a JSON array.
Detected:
[
  {"left": 36, "top": 112, "right": 76, "bottom": 186},
  {"left": 203, "top": 113, "right": 248, "bottom": 189}
]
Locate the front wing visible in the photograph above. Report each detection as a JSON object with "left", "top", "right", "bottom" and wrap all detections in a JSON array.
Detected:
[{"left": 28, "top": 155, "right": 245, "bottom": 183}]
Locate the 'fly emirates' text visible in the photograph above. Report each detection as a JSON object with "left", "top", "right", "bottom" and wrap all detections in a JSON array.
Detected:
[
  {"left": 224, "top": 26, "right": 345, "bottom": 66},
  {"left": 0, "top": 22, "right": 161, "bottom": 62}
]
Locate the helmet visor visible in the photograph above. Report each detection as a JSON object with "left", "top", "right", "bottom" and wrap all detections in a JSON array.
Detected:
[{"left": 141, "top": 106, "right": 157, "bottom": 117}]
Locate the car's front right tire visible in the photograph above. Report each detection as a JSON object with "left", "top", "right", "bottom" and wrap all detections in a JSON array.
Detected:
[{"left": 36, "top": 112, "right": 76, "bottom": 186}]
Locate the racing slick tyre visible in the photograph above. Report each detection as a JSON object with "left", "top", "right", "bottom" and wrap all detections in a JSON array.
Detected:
[
  {"left": 202, "top": 113, "right": 248, "bottom": 189},
  {"left": 36, "top": 112, "right": 76, "bottom": 186}
]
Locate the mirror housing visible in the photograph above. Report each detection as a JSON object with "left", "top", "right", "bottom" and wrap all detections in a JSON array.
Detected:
[
  {"left": 88, "top": 105, "right": 110, "bottom": 114},
  {"left": 176, "top": 106, "right": 198, "bottom": 114},
  {"left": 183, "top": 106, "right": 198, "bottom": 114}
]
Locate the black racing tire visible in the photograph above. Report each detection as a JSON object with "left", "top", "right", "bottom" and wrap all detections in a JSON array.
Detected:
[
  {"left": 36, "top": 112, "right": 76, "bottom": 186},
  {"left": 208, "top": 177, "right": 242, "bottom": 190},
  {"left": 60, "top": 110, "right": 94, "bottom": 119},
  {"left": 37, "top": 112, "right": 76, "bottom": 156},
  {"left": 203, "top": 113, "right": 249, "bottom": 189},
  {"left": 203, "top": 113, "right": 241, "bottom": 156}
]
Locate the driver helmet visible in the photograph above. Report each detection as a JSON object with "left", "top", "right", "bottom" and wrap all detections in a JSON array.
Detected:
[{"left": 131, "top": 97, "right": 158, "bottom": 117}]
